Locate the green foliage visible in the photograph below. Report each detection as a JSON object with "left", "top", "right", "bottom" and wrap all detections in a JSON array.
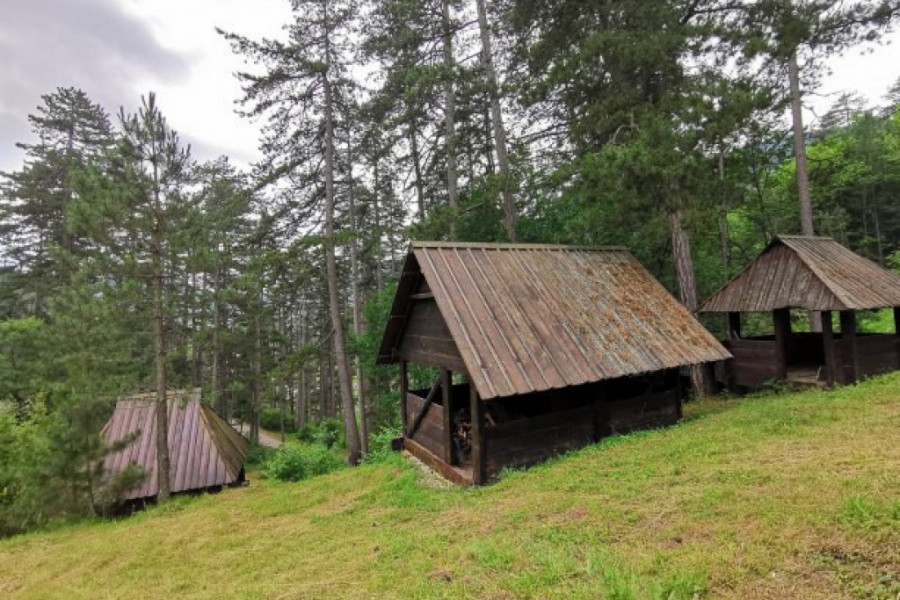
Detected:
[
  {"left": 259, "top": 408, "right": 297, "bottom": 434},
  {"left": 296, "top": 418, "right": 344, "bottom": 449},
  {"left": 262, "top": 444, "right": 345, "bottom": 482},
  {"left": 363, "top": 425, "right": 403, "bottom": 464},
  {"left": 245, "top": 443, "right": 276, "bottom": 467}
]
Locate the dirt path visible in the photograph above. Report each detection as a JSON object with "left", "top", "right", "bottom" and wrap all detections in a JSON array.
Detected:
[{"left": 233, "top": 422, "right": 285, "bottom": 448}]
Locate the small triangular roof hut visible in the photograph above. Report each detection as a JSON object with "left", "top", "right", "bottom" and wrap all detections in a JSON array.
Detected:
[
  {"left": 378, "top": 242, "right": 730, "bottom": 483},
  {"left": 699, "top": 235, "right": 900, "bottom": 388},
  {"left": 102, "top": 389, "right": 248, "bottom": 502}
]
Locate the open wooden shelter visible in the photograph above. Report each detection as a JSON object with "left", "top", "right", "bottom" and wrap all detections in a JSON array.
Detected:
[
  {"left": 102, "top": 389, "right": 248, "bottom": 503},
  {"left": 377, "top": 242, "right": 730, "bottom": 484},
  {"left": 699, "top": 235, "right": 900, "bottom": 389}
]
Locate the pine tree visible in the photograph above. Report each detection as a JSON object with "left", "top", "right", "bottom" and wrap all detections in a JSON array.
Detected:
[
  {"left": 0, "top": 88, "right": 113, "bottom": 314},
  {"left": 221, "top": 0, "right": 364, "bottom": 464},
  {"left": 69, "top": 92, "right": 193, "bottom": 502}
]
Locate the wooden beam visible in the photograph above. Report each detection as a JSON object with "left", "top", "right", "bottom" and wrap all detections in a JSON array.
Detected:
[
  {"left": 410, "top": 292, "right": 434, "bottom": 301},
  {"left": 821, "top": 310, "right": 836, "bottom": 388},
  {"left": 469, "top": 377, "right": 486, "bottom": 485},
  {"left": 727, "top": 312, "right": 741, "bottom": 339},
  {"left": 840, "top": 310, "right": 859, "bottom": 384},
  {"left": 441, "top": 369, "right": 453, "bottom": 465},
  {"left": 399, "top": 361, "right": 408, "bottom": 432},
  {"left": 406, "top": 376, "right": 442, "bottom": 438},
  {"left": 674, "top": 369, "right": 685, "bottom": 420},
  {"left": 403, "top": 437, "right": 471, "bottom": 486},
  {"left": 773, "top": 308, "right": 791, "bottom": 381},
  {"left": 894, "top": 306, "right": 900, "bottom": 369}
]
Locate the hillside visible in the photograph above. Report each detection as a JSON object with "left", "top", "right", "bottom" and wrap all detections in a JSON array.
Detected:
[{"left": 2, "top": 377, "right": 899, "bottom": 600}]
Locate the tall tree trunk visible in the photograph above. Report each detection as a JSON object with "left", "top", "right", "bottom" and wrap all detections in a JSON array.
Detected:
[
  {"left": 347, "top": 153, "right": 369, "bottom": 455},
  {"left": 250, "top": 301, "right": 261, "bottom": 445},
  {"left": 789, "top": 51, "right": 821, "bottom": 331},
  {"left": 322, "top": 24, "right": 362, "bottom": 464},
  {"left": 408, "top": 123, "right": 426, "bottom": 221},
  {"left": 441, "top": 0, "right": 459, "bottom": 223},
  {"left": 476, "top": 0, "right": 517, "bottom": 242},
  {"left": 789, "top": 51, "right": 814, "bottom": 237},
  {"left": 669, "top": 209, "right": 711, "bottom": 396},
  {"left": 151, "top": 219, "right": 170, "bottom": 502},
  {"left": 373, "top": 158, "right": 385, "bottom": 291},
  {"left": 211, "top": 254, "right": 224, "bottom": 418},
  {"left": 718, "top": 153, "right": 730, "bottom": 282}
]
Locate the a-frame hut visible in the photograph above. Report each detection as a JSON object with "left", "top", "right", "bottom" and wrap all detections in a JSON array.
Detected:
[
  {"left": 377, "top": 242, "right": 730, "bottom": 484},
  {"left": 102, "top": 389, "right": 248, "bottom": 503},
  {"left": 699, "top": 235, "right": 900, "bottom": 389}
]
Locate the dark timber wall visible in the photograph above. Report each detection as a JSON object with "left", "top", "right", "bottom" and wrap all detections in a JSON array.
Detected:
[
  {"left": 403, "top": 370, "right": 683, "bottom": 482},
  {"left": 404, "top": 391, "right": 445, "bottom": 459},
  {"left": 723, "top": 333, "right": 899, "bottom": 388},
  {"left": 395, "top": 297, "right": 466, "bottom": 372}
]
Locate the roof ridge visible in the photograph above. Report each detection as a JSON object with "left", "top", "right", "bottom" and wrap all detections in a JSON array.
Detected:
[
  {"left": 776, "top": 237, "right": 858, "bottom": 307},
  {"left": 411, "top": 241, "right": 630, "bottom": 252},
  {"left": 775, "top": 234, "right": 835, "bottom": 240}
]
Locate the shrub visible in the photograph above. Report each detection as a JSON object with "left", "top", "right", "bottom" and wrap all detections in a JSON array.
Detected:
[
  {"left": 245, "top": 443, "right": 275, "bottom": 467},
  {"left": 259, "top": 408, "right": 297, "bottom": 434},
  {"left": 296, "top": 418, "right": 343, "bottom": 449},
  {"left": 262, "top": 444, "right": 345, "bottom": 482},
  {"left": 363, "top": 425, "right": 403, "bottom": 464}
]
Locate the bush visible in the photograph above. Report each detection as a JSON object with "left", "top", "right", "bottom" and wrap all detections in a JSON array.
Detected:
[
  {"left": 296, "top": 418, "right": 343, "bottom": 449},
  {"left": 363, "top": 425, "right": 403, "bottom": 464},
  {"left": 259, "top": 408, "right": 297, "bottom": 434},
  {"left": 245, "top": 443, "right": 275, "bottom": 467},
  {"left": 262, "top": 444, "right": 345, "bottom": 482}
]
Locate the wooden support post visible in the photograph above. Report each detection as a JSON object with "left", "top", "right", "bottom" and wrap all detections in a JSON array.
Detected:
[
  {"left": 894, "top": 307, "right": 900, "bottom": 368},
  {"left": 591, "top": 382, "right": 610, "bottom": 441},
  {"left": 400, "top": 361, "right": 408, "bottom": 433},
  {"left": 674, "top": 369, "right": 684, "bottom": 420},
  {"left": 727, "top": 312, "right": 741, "bottom": 339},
  {"left": 441, "top": 368, "right": 453, "bottom": 465},
  {"left": 468, "top": 376, "right": 485, "bottom": 485},
  {"left": 821, "top": 310, "right": 836, "bottom": 388},
  {"left": 773, "top": 308, "right": 791, "bottom": 381},
  {"left": 840, "top": 310, "right": 859, "bottom": 384}
]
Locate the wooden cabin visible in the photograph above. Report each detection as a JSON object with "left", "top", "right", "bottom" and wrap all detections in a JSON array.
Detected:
[
  {"left": 699, "top": 235, "right": 900, "bottom": 390},
  {"left": 377, "top": 242, "right": 731, "bottom": 484},
  {"left": 102, "top": 389, "right": 248, "bottom": 503}
]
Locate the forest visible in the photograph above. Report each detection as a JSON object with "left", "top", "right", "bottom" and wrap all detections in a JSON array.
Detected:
[{"left": 1, "top": 0, "right": 900, "bottom": 536}]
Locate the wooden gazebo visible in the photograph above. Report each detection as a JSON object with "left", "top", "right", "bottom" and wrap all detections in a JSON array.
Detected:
[
  {"left": 699, "top": 235, "right": 900, "bottom": 389},
  {"left": 377, "top": 242, "right": 730, "bottom": 484}
]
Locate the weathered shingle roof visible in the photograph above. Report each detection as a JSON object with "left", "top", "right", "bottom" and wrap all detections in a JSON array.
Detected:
[
  {"left": 699, "top": 235, "right": 900, "bottom": 313},
  {"left": 379, "top": 242, "right": 730, "bottom": 400},
  {"left": 102, "top": 389, "right": 248, "bottom": 501}
]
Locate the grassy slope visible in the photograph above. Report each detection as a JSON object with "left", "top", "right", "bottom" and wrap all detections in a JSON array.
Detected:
[{"left": 2, "top": 376, "right": 899, "bottom": 600}]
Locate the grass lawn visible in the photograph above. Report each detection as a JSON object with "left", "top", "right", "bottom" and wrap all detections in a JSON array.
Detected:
[{"left": 1, "top": 375, "right": 899, "bottom": 599}]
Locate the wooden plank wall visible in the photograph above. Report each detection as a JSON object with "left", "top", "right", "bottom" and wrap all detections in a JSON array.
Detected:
[
  {"left": 483, "top": 381, "right": 681, "bottom": 477},
  {"left": 723, "top": 339, "right": 779, "bottom": 388},
  {"left": 405, "top": 391, "right": 446, "bottom": 459},
  {"left": 395, "top": 299, "right": 467, "bottom": 372},
  {"left": 836, "top": 334, "right": 899, "bottom": 381},
  {"left": 485, "top": 405, "right": 594, "bottom": 474},
  {"left": 608, "top": 389, "right": 680, "bottom": 434}
]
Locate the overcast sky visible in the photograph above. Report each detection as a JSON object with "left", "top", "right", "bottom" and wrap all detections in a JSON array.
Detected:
[{"left": 1, "top": 0, "right": 899, "bottom": 174}]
